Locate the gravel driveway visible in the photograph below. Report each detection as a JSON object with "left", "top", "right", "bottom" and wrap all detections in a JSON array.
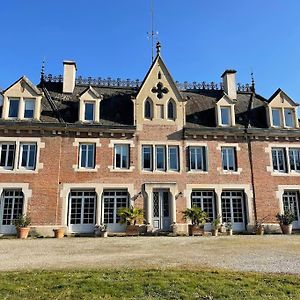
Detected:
[{"left": 1, "top": 235, "right": 300, "bottom": 274}]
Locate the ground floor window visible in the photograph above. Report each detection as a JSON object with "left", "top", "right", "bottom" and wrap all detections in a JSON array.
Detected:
[
  {"left": 282, "top": 191, "right": 300, "bottom": 221},
  {"left": 221, "top": 191, "right": 245, "bottom": 224},
  {"left": 1, "top": 189, "right": 23, "bottom": 225},
  {"left": 191, "top": 191, "right": 215, "bottom": 222},
  {"left": 103, "top": 190, "right": 128, "bottom": 224}
]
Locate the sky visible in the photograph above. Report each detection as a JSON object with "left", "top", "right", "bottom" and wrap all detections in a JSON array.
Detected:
[{"left": 1, "top": 0, "right": 300, "bottom": 101}]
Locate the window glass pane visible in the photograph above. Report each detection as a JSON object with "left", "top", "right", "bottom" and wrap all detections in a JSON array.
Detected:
[
  {"left": 222, "top": 147, "right": 236, "bottom": 171},
  {"left": 168, "top": 146, "right": 179, "bottom": 171},
  {"left": 272, "top": 148, "right": 286, "bottom": 172},
  {"left": 114, "top": 145, "right": 129, "bottom": 169},
  {"left": 79, "top": 144, "right": 95, "bottom": 168},
  {"left": 122, "top": 145, "right": 129, "bottom": 168},
  {"left": 24, "top": 99, "right": 35, "bottom": 118},
  {"left": 272, "top": 109, "right": 281, "bottom": 127},
  {"left": 284, "top": 109, "right": 294, "bottom": 128},
  {"left": 144, "top": 100, "right": 152, "bottom": 119},
  {"left": 221, "top": 107, "right": 230, "bottom": 125},
  {"left": 167, "top": 101, "right": 175, "bottom": 120},
  {"left": 8, "top": 99, "right": 19, "bottom": 118},
  {"left": 84, "top": 103, "right": 94, "bottom": 121},
  {"left": 142, "top": 146, "right": 152, "bottom": 170},
  {"left": 156, "top": 146, "right": 165, "bottom": 170},
  {"left": 0, "top": 144, "right": 15, "bottom": 169},
  {"left": 189, "top": 146, "right": 206, "bottom": 171},
  {"left": 20, "top": 143, "right": 36, "bottom": 169},
  {"left": 289, "top": 148, "right": 300, "bottom": 172}
]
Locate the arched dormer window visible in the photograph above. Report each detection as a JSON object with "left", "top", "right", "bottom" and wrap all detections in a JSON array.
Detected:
[
  {"left": 144, "top": 98, "right": 153, "bottom": 119},
  {"left": 167, "top": 99, "right": 176, "bottom": 120}
]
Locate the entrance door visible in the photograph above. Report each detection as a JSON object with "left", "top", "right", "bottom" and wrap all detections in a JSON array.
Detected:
[
  {"left": 68, "top": 190, "right": 96, "bottom": 233},
  {"left": 103, "top": 190, "right": 128, "bottom": 232},
  {"left": 221, "top": 191, "right": 245, "bottom": 232},
  {"left": 152, "top": 190, "right": 171, "bottom": 231},
  {"left": 0, "top": 190, "right": 24, "bottom": 234},
  {"left": 282, "top": 191, "right": 300, "bottom": 229}
]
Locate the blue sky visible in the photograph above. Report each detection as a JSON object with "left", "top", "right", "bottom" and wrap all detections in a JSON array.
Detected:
[{"left": 1, "top": 0, "right": 300, "bottom": 101}]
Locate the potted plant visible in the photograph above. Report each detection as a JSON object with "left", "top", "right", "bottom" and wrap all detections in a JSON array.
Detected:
[
  {"left": 255, "top": 221, "right": 264, "bottom": 235},
  {"left": 94, "top": 223, "right": 108, "bottom": 238},
  {"left": 226, "top": 220, "right": 233, "bottom": 236},
  {"left": 211, "top": 215, "right": 221, "bottom": 237},
  {"left": 12, "top": 214, "right": 31, "bottom": 239},
  {"left": 117, "top": 206, "right": 144, "bottom": 236},
  {"left": 276, "top": 210, "right": 295, "bottom": 234},
  {"left": 53, "top": 228, "right": 65, "bottom": 238},
  {"left": 182, "top": 207, "right": 208, "bottom": 236}
]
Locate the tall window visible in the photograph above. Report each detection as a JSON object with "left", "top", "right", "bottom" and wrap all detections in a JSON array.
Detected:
[
  {"left": 283, "top": 191, "right": 299, "bottom": 221},
  {"left": 189, "top": 146, "right": 207, "bottom": 171},
  {"left": 19, "top": 143, "right": 36, "bottom": 170},
  {"left": 114, "top": 144, "right": 129, "bottom": 169},
  {"left": 155, "top": 146, "right": 166, "bottom": 171},
  {"left": 8, "top": 98, "right": 19, "bottom": 118},
  {"left": 221, "top": 147, "right": 237, "bottom": 171},
  {"left": 84, "top": 102, "right": 95, "bottom": 122},
  {"left": 79, "top": 143, "right": 95, "bottom": 169},
  {"left": 272, "top": 108, "right": 282, "bottom": 127},
  {"left": 191, "top": 191, "right": 215, "bottom": 222},
  {"left": 168, "top": 146, "right": 179, "bottom": 171},
  {"left": 24, "top": 99, "right": 35, "bottom": 119},
  {"left": 144, "top": 99, "right": 153, "bottom": 119},
  {"left": 220, "top": 107, "right": 231, "bottom": 126},
  {"left": 167, "top": 100, "right": 176, "bottom": 120},
  {"left": 284, "top": 108, "right": 295, "bottom": 128},
  {"left": 272, "top": 148, "right": 286, "bottom": 173},
  {"left": 0, "top": 143, "right": 15, "bottom": 170},
  {"left": 289, "top": 148, "right": 300, "bottom": 172},
  {"left": 142, "top": 145, "right": 152, "bottom": 170}
]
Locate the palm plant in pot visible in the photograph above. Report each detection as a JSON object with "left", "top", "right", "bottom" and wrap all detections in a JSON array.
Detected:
[
  {"left": 182, "top": 207, "right": 208, "bottom": 236},
  {"left": 117, "top": 206, "right": 144, "bottom": 236},
  {"left": 211, "top": 215, "right": 221, "bottom": 237},
  {"left": 12, "top": 214, "right": 31, "bottom": 239},
  {"left": 276, "top": 210, "right": 295, "bottom": 234},
  {"left": 94, "top": 223, "right": 108, "bottom": 238}
]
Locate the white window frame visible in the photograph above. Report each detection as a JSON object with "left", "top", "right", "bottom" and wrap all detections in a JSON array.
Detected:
[
  {"left": 189, "top": 146, "right": 207, "bottom": 171},
  {"left": 271, "top": 108, "right": 282, "bottom": 128},
  {"left": 289, "top": 148, "right": 300, "bottom": 173},
  {"left": 221, "top": 147, "right": 237, "bottom": 171},
  {"left": 23, "top": 98, "right": 35, "bottom": 119},
  {"left": 79, "top": 143, "right": 95, "bottom": 169},
  {"left": 8, "top": 98, "right": 20, "bottom": 119},
  {"left": 114, "top": 144, "right": 129, "bottom": 169},
  {"left": 84, "top": 101, "right": 95, "bottom": 122},
  {"left": 142, "top": 145, "right": 153, "bottom": 171},
  {"left": 0, "top": 143, "right": 16, "bottom": 170},
  {"left": 284, "top": 108, "right": 295, "bottom": 128},
  {"left": 168, "top": 146, "right": 179, "bottom": 171},
  {"left": 272, "top": 148, "right": 287, "bottom": 173},
  {"left": 220, "top": 106, "right": 231, "bottom": 126},
  {"left": 19, "top": 143, "right": 37, "bottom": 170}
]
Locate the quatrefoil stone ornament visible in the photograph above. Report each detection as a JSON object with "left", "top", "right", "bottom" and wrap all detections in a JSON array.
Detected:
[{"left": 151, "top": 82, "right": 169, "bottom": 99}]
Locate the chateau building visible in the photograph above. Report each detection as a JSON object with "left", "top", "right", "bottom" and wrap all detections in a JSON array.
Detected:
[{"left": 0, "top": 44, "right": 299, "bottom": 236}]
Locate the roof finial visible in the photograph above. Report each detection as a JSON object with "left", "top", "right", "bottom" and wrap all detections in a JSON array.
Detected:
[
  {"left": 147, "top": 0, "right": 159, "bottom": 62},
  {"left": 156, "top": 41, "right": 161, "bottom": 55},
  {"left": 251, "top": 71, "right": 255, "bottom": 93}
]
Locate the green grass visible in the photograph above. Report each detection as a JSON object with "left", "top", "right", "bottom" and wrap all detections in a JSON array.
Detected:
[{"left": 0, "top": 268, "right": 300, "bottom": 299}]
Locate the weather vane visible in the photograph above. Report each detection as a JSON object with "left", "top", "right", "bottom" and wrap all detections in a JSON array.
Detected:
[{"left": 147, "top": 0, "right": 159, "bottom": 62}]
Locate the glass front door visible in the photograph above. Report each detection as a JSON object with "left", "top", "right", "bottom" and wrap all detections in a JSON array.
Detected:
[
  {"left": 283, "top": 191, "right": 300, "bottom": 229},
  {"left": 152, "top": 190, "right": 171, "bottom": 231}
]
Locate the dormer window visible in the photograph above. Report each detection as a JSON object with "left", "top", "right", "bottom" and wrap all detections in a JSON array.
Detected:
[
  {"left": 84, "top": 102, "right": 95, "bottom": 122},
  {"left": 271, "top": 108, "right": 281, "bottom": 127},
  {"left": 220, "top": 106, "right": 231, "bottom": 126},
  {"left": 8, "top": 98, "right": 19, "bottom": 118},
  {"left": 24, "top": 99, "right": 35, "bottom": 119},
  {"left": 284, "top": 108, "right": 295, "bottom": 128}
]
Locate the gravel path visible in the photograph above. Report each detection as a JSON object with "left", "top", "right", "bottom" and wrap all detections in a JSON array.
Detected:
[{"left": 0, "top": 235, "right": 300, "bottom": 274}]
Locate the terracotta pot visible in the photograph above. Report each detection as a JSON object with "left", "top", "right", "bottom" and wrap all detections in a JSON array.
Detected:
[
  {"left": 126, "top": 225, "right": 140, "bottom": 236},
  {"left": 256, "top": 226, "right": 264, "bottom": 235},
  {"left": 188, "top": 224, "right": 204, "bottom": 236},
  {"left": 281, "top": 224, "right": 293, "bottom": 235},
  {"left": 100, "top": 231, "right": 108, "bottom": 238},
  {"left": 227, "top": 229, "right": 233, "bottom": 236},
  {"left": 17, "top": 227, "right": 30, "bottom": 239},
  {"left": 212, "top": 229, "right": 218, "bottom": 237},
  {"left": 53, "top": 228, "right": 64, "bottom": 238}
]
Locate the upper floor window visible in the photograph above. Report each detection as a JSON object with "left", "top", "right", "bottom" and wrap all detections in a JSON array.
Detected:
[
  {"left": 19, "top": 143, "right": 36, "bottom": 170},
  {"left": 289, "top": 148, "right": 300, "bottom": 172},
  {"left": 79, "top": 143, "right": 95, "bottom": 169},
  {"left": 168, "top": 146, "right": 179, "bottom": 171},
  {"left": 142, "top": 145, "right": 152, "bottom": 171},
  {"left": 8, "top": 98, "right": 19, "bottom": 118},
  {"left": 84, "top": 102, "right": 95, "bottom": 122},
  {"left": 144, "top": 99, "right": 153, "bottom": 119},
  {"left": 220, "top": 106, "right": 231, "bottom": 126},
  {"left": 155, "top": 146, "right": 166, "bottom": 170},
  {"left": 114, "top": 144, "right": 129, "bottom": 169},
  {"left": 271, "top": 108, "right": 282, "bottom": 127},
  {"left": 221, "top": 147, "right": 237, "bottom": 171},
  {"left": 284, "top": 108, "right": 295, "bottom": 128},
  {"left": 167, "top": 100, "right": 176, "bottom": 120},
  {"left": 0, "top": 143, "right": 15, "bottom": 170},
  {"left": 189, "top": 146, "right": 207, "bottom": 171},
  {"left": 272, "top": 148, "right": 286, "bottom": 173},
  {"left": 24, "top": 99, "right": 35, "bottom": 119}
]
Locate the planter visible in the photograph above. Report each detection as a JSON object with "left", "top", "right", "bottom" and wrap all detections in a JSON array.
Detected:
[
  {"left": 100, "top": 231, "right": 108, "bottom": 238},
  {"left": 280, "top": 224, "right": 293, "bottom": 235},
  {"left": 53, "top": 228, "right": 64, "bottom": 238},
  {"left": 188, "top": 224, "right": 204, "bottom": 236},
  {"left": 126, "top": 225, "right": 140, "bottom": 236},
  {"left": 212, "top": 229, "right": 218, "bottom": 237},
  {"left": 256, "top": 226, "right": 264, "bottom": 235},
  {"left": 226, "top": 229, "right": 233, "bottom": 236},
  {"left": 16, "top": 227, "right": 30, "bottom": 239}
]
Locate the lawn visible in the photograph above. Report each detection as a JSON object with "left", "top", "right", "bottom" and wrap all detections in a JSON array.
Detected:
[{"left": 0, "top": 268, "right": 300, "bottom": 300}]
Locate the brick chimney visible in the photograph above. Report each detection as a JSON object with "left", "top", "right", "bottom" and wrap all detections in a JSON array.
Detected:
[
  {"left": 221, "top": 70, "right": 237, "bottom": 100},
  {"left": 63, "top": 61, "right": 77, "bottom": 94}
]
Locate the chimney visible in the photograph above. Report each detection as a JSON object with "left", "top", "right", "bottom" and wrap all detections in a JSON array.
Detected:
[
  {"left": 221, "top": 69, "right": 237, "bottom": 100},
  {"left": 63, "top": 60, "right": 77, "bottom": 93}
]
